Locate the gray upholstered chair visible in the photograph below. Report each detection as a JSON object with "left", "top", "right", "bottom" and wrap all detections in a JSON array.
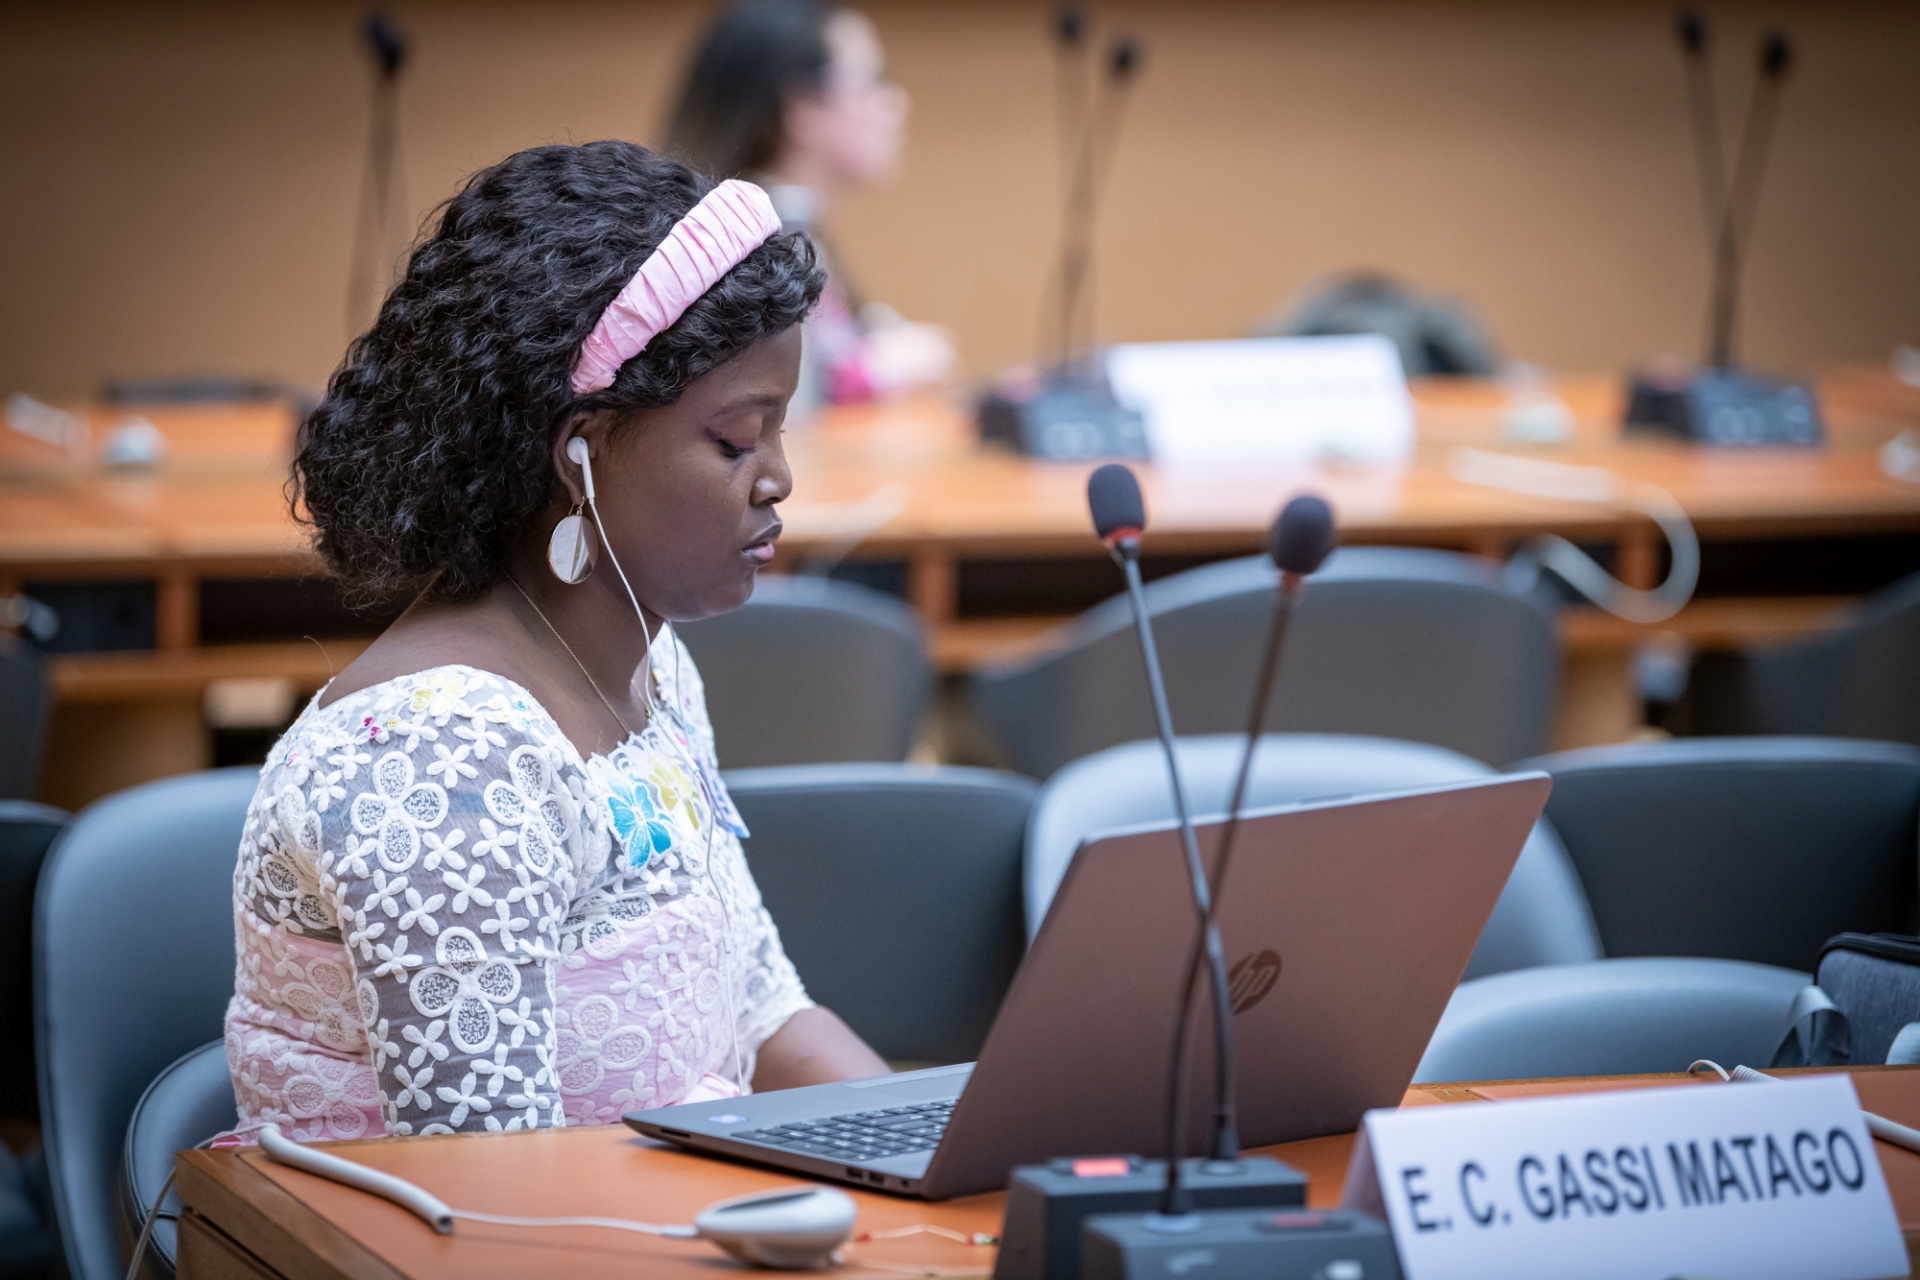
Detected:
[
  {"left": 1415, "top": 958, "right": 1808, "bottom": 1082},
  {"left": 0, "top": 635, "right": 51, "bottom": 801},
  {"left": 35, "top": 769, "right": 254, "bottom": 1280},
  {"left": 1742, "top": 571, "right": 1920, "bottom": 747},
  {"left": 970, "top": 547, "right": 1557, "bottom": 778},
  {"left": 1515, "top": 737, "right": 1920, "bottom": 973},
  {"left": 679, "top": 574, "right": 932, "bottom": 768},
  {"left": 1020, "top": 733, "right": 1824, "bottom": 1082},
  {"left": 726, "top": 764, "right": 1037, "bottom": 1064},
  {"left": 122, "top": 1042, "right": 235, "bottom": 1280},
  {"left": 1416, "top": 737, "right": 1920, "bottom": 1081},
  {"left": 1024, "top": 734, "right": 1599, "bottom": 980}
]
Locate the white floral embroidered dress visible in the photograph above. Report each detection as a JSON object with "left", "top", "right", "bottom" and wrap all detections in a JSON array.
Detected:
[{"left": 224, "top": 634, "right": 811, "bottom": 1141}]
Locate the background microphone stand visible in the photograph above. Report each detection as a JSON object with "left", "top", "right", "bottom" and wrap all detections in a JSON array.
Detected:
[
  {"left": 979, "top": 9, "right": 1151, "bottom": 462},
  {"left": 1624, "top": 12, "right": 1819, "bottom": 447},
  {"left": 346, "top": 10, "right": 411, "bottom": 341}
]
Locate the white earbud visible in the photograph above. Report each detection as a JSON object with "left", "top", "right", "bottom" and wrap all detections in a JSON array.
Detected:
[{"left": 567, "top": 436, "right": 596, "bottom": 503}]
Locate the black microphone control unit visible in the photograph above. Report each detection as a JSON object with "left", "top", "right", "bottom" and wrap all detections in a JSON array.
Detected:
[
  {"left": 1625, "top": 365, "right": 1821, "bottom": 446},
  {"left": 992, "top": 1156, "right": 1307, "bottom": 1280},
  {"left": 979, "top": 372, "right": 1148, "bottom": 462},
  {"left": 1082, "top": 1207, "right": 1403, "bottom": 1280}
]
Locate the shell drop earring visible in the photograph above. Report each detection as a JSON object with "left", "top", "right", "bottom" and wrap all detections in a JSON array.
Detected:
[{"left": 547, "top": 500, "right": 596, "bottom": 584}]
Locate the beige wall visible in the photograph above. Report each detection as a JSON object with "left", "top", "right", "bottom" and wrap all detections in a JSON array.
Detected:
[{"left": 3, "top": 0, "right": 1916, "bottom": 401}]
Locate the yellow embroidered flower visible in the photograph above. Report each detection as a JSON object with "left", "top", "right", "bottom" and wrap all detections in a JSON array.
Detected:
[
  {"left": 644, "top": 757, "right": 705, "bottom": 833},
  {"left": 408, "top": 671, "right": 469, "bottom": 715}
]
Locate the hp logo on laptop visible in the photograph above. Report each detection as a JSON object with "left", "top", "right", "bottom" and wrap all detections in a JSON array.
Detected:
[{"left": 1228, "top": 950, "right": 1282, "bottom": 1015}]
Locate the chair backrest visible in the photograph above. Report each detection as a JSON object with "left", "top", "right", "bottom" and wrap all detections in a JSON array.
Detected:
[
  {"left": 725, "top": 763, "right": 1037, "bottom": 1064},
  {"left": 970, "top": 547, "right": 1558, "bottom": 778},
  {"left": 1414, "top": 956, "right": 1810, "bottom": 1083},
  {"left": 1745, "top": 571, "right": 1920, "bottom": 746},
  {"left": 123, "top": 1041, "right": 234, "bottom": 1277},
  {"left": 0, "top": 802, "right": 65, "bottom": 1122},
  {"left": 1024, "top": 734, "right": 1602, "bottom": 981},
  {"left": 678, "top": 574, "right": 933, "bottom": 768},
  {"left": 0, "top": 635, "right": 51, "bottom": 800},
  {"left": 35, "top": 768, "right": 255, "bottom": 1280},
  {"left": 1517, "top": 737, "right": 1920, "bottom": 972}
]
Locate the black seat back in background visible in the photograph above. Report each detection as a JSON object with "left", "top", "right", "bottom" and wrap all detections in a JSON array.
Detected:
[
  {"left": 679, "top": 574, "right": 933, "bottom": 768},
  {"left": 725, "top": 764, "right": 1036, "bottom": 1065},
  {"left": 1744, "top": 570, "right": 1920, "bottom": 747},
  {"left": 35, "top": 769, "right": 255, "bottom": 1280},
  {"left": 1517, "top": 737, "right": 1920, "bottom": 973},
  {"left": 970, "top": 547, "right": 1558, "bottom": 778},
  {"left": 0, "top": 635, "right": 52, "bottom": 800},
  {"left": 0, "top": 802, "right": 64, "bottom": 1125}
]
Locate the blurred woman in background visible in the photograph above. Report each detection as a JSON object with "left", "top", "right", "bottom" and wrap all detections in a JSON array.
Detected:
[{"left": 666, "top": 0, "right": 953, "bottom": 418}]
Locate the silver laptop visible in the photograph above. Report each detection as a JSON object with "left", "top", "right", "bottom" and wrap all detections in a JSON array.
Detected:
[{"left": 626, "top": 772, "right": 1549, "bottom": 1199}]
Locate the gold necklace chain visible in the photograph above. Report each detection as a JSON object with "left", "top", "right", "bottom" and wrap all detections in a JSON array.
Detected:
[{"left": 505, "top": 573, "right": 638, "bottom": 741}]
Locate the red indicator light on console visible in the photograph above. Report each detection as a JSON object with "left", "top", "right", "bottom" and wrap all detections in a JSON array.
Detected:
[{"left": 1070, "top": 1158, "right": 1132, "bottom": 1178}]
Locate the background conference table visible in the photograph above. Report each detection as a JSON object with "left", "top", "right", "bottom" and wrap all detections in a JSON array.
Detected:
[
  {"left": 4, "top": 368, "right": 1919, "bottom": 806},
  {"left": 175, "top": 1066, "right": 1920, "bottom": 1279}
]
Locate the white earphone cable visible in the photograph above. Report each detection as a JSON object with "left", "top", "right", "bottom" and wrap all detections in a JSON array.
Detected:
[{"left": 572, "top": 441, "right": 660, "bottom": 718}]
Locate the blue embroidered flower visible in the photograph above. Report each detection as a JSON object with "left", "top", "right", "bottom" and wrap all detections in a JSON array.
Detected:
[{"left": 606, "top": 779, "right": 674, "bottom": 867}]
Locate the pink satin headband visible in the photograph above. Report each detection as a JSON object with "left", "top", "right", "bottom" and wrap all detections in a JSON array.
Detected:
[{"left": 570, "top": 179, "right": 783, "bottom": 397}]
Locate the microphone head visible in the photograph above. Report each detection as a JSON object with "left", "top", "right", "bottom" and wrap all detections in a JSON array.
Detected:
[
  {"left": 363, "top": 11, "right": 408, "bottom": 78},
  {"left": 1053, "top": 4, "right": 1085, "bottom": 48},
  {"left": 1088, "top": 464, "right": 1146, "bottom": 545},
  {"left": 1268, "top": 495, "right": 1336, "bottom": 576},
  {"left": 1675, "top": 9, "right": 1708, "bottom": 56},
  {"left": 1760, "top": 30, "right": 1793, "bottom": 79},
  {"left": 1108, "top": 34, "right": 1142, "bottom": 80}
]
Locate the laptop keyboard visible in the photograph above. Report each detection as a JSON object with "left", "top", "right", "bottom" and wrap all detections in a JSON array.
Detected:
[{"left": 734, "top": 1099, "right": 955, "bottom": 1162}]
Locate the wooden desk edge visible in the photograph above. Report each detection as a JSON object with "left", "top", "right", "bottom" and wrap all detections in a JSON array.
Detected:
[
  {"left": 177, "top": 1148, "right": 407, "bottom": 1280},
  {"left": 179, "top": 1067, "right": 1920, "bottom": 1279}
]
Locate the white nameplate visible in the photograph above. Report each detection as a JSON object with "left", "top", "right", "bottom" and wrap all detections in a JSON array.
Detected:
[
  {"left": 1341, "top": 1076, "right": 1908, "bottom": 1280},
  {"left": 1104, "top": 334, "right": 1415, "bottom": 469}
]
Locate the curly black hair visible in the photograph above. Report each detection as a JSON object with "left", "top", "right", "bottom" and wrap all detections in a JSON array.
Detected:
[{"left": 293, "top": 140, "right": 824, "bottom": 606}]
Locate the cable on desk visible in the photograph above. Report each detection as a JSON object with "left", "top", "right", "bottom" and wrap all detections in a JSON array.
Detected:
[
  {"left": 1689, "top": 1059, "right": 1920, "bottom": 1155},
  {"left": 1451, "top": 446, "right": 1701, "bottom": 624},
  {"left": 450, "top": 1209, "right": 697, "bottom": 1238}
]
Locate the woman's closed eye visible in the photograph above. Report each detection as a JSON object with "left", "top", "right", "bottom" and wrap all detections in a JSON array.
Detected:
[{"left": 711, "top": 432, "right": 753, "bottom": 461}]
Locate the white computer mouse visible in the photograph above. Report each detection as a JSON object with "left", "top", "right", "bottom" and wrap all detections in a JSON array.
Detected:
[{"left": 694, "top": 1185, "right": 858, "bottom": 1269}]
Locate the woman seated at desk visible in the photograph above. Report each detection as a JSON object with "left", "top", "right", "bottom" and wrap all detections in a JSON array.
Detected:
[
  {"left": 666, "top": 0, "right": 953, "bottom": 418},
  {"left": 221, "top": 141, "right": 888, "bottom": 1142}
]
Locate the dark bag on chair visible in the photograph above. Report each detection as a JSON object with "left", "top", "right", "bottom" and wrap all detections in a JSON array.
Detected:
[{"left": 1774, "top": 933, "right": 1920, "bottom": 1068}]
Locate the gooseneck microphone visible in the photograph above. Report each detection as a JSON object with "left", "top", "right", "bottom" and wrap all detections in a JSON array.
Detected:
[
  {"left": 1048, "top": 16, "right": 1145, "bottom": 371},
  {"left": 347, "top": 10, "right": 411, "bottom": 339},
  {"left": 1087, "top": 464, "right": 1240, "bottom": 1220},
  {"left": 1211, "top": 497, "right": 1337, "bottom": 901},
  {"left": 1708, "top": 28, "right": 1793, "bottom": 369},
  {"left": 1675, "top": 11, "right": 1728, "bottom": 260}
]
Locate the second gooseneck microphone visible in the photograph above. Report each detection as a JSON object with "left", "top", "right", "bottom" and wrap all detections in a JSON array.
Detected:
[
  {"left": 1211, "top": 497, "right": 1337, "bottom": 891},
  {"left": 1087, "top": 464, "right": 1239, "bottom": 1220}
]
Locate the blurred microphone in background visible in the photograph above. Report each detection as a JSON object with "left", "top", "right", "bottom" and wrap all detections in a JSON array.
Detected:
[{"left": 346, "top": 11, "right": 411, "bottom": 340}]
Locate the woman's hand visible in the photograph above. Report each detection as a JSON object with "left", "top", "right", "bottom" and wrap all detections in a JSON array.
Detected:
[{"left": 751, "top": 1006, "right": 891, "bottom": 1092}]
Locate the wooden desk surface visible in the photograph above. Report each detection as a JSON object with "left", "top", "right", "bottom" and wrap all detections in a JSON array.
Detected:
[
  {"left": 176, "top": 1065, "right": 1920, "bottom": 1280},
  {"left": 5, "top": 370, "right": 1919, "bottom": 582}
]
